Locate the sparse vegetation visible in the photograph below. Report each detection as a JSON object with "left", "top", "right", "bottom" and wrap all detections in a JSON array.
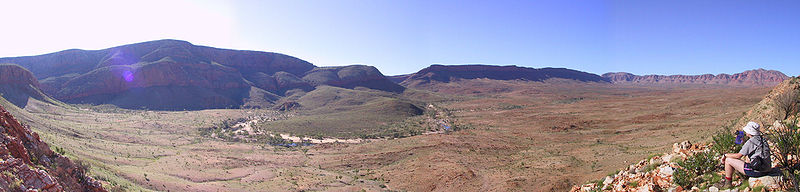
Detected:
[
  {"left": 710, "top": 123, "right": 742, "bottom": 157},
  {"left": 774, "top": 82, "right": 800, "bottom": 120},
  {"left": 673, "top": 151, "right": 717, "bottom": 188},
  {"left": 765, "top": 119, "right": 800, "bottom": 191}
]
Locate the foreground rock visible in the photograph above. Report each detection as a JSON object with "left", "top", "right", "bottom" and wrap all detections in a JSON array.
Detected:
[
  {"left": 572, "top": 141, "right": 703, "bottom": 192},
  {"left": 0, "top": 104, "right": 105, "bottom": 191}
]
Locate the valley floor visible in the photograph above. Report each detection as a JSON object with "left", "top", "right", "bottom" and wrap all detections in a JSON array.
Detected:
[{"left": 3, "top": 80, "right": 770, "bottom": 191}]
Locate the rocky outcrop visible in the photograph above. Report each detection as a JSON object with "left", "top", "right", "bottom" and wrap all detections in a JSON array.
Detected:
[
  {"left": 0, "top": 64, "right": 39, "bottom": 87},
  {"left": 572, "top": 141, "right": 705, "bottom": 192},
  {"left": 602, "top": 69, "right": 789, "bottom": 87},
  {"left": 0, "top": 64, "right": 52, "bottom": 108},
  {"left": 0, "top": 39, "right": 406, "bottom": 110},
  {"left": 400, "top": 64, "right": 609, "bottom": 87},
  {"left": 0, "top": 104, "right": 105, "bottom": 191}
]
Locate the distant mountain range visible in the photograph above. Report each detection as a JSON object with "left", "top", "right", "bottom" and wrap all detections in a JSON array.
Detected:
[
  {"left": 0, "top": 40, "right": 400, "bottom": 110},
  {"left": 393, "top": 64, "right": 609, "bottom": 87},
  {"left": 602, "top": 69, "right": 788, "bottom": 86},
  {"left": 0, "top": 39, "right": 790, "bottom": 110}
]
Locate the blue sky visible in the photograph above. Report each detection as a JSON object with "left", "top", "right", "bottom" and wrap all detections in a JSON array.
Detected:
[{"left": 1, "top": 0, "right": 798, "bottom": 76}]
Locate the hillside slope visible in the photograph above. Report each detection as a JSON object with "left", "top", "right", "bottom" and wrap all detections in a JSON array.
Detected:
[{"left": 0, "top": 102, "right": 105, "bottom": 191}]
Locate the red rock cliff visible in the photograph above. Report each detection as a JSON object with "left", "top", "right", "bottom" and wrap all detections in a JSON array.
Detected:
[{"left": 0, "top": 104, "right": 105, "bottom": 191}]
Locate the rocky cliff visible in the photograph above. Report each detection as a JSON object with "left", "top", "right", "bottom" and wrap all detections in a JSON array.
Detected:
[
  {"left": 0, "top": 104, "right": 105, "bottom": 191},
  {"left": 0, "top": 40, "right": 404, "bottom": 110},
  {"left": 400, "top": 64, "right": 609, "bottom": 87},
  {"left": 0, "top": 64, "right": 53, "bottom": 108},
  {"left": 602, "top": 69, "right": 789, "bottom": 87}
]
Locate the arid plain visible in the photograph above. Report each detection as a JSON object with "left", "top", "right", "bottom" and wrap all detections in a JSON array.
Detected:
[{"left": 3, "top": 79, "right": 770, "bottom": 191}]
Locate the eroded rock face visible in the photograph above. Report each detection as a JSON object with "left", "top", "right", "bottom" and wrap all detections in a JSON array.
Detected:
[
  {"left": 602, "top": 69, "right": 789, "bottom": 86},
  {"left": 0, "top": 64, "right": 51, "bottom": 108},
  {"left": 0, "top": 64, "right": 39, "bottom": 87},
  {"left": 0, "top": 104, "right": 105, "bottom": 191},
  {"left": 401, "top": 64, "right": 609, "bottom": 87}
]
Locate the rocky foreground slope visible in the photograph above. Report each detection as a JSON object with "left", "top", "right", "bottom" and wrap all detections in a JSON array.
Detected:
[
  {"left": 0, "top": 104, "right": 105, "bottom": 191},
  {"left": 602, "top": 69, "right": 788, "bottom": 87},
  {"left": 573, "top": 77, "right": 800, "bottom": 192}
]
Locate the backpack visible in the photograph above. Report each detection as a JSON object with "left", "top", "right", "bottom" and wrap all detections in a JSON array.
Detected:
[{"left": 749, "top": 136, "right": 771, "bottom": 172}]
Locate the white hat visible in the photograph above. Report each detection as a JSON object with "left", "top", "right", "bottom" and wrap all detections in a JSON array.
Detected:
[{"left": 743, "top": 121, "right": 760, "bottom": 136}]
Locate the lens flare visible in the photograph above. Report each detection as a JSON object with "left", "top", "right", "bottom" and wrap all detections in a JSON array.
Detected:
[{"left": 123, "top": 71, "right": 134, "bottom": 82}]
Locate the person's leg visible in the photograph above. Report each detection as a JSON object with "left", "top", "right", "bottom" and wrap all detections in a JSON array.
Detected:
[
  {"left": 720, "top": 158, "right": 745, "bottom": 188},
  {"left": 725, "top": 158, "right": 745, "bottom": 175}
]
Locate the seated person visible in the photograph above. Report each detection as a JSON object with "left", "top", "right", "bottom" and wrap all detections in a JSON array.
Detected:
[{"left": 717, "top": 121, "right": 772, "bottom": 189}]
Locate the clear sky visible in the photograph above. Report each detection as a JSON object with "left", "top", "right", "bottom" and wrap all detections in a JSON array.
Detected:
[{"left": 1, "top": 0, "right": 798, "bottom": 76}]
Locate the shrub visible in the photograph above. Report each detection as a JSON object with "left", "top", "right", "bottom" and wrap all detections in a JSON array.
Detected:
[
  {"left": 773, "top": 88, "right": 799, "bottom": 120},
  {"left": 711, "top": 124, "right": 742, "bottom": 156},
  {"left": 765, "top": 119, "right": 800, "bottom": 191},
  {"left": 673, "top": 151, "right": 718, "bottom": 188},
  {"left": 673, "top": 160, "right": 698, "bottom": 188}
]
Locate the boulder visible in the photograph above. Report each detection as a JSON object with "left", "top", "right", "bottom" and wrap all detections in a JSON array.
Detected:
[
  {"left": 659, "top": 166, "right": 674, "bottom": 176},
  {"left": 748, "top": 176, "right": 781, "bottom": 191}
]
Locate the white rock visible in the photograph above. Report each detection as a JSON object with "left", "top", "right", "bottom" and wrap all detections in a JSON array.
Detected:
[
  {"left": 673, "top": 143, "right": 681, "bottom": 153},
  {"left": 661, "top": 154, "right": 673, "bottom": 163},
  {"left": 603, "top": 176, "right": 613, "bottom": 185},
  {"left": 708, "top": 186, "right": 719, "bottom": 192},
  {"left": 659, "top": 166, "right": 674, "bottom": 176},
  {"left": 748, "top": 176, "right": 781, "bottom": 190}
]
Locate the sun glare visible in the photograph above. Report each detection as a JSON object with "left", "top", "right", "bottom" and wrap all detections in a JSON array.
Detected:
[{"left": 0, "top": 0, "right": 236, "bottom": 57}]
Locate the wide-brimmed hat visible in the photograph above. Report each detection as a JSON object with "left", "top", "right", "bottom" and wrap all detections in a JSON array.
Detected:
[{"left": 743, "top": 121, "right": 760, "bottom": 136}]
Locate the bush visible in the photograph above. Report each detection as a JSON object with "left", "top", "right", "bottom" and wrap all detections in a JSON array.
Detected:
[
  {"left": 673, "top": 160, "right": 697, "bottom": 188},
  {"left": 765, "top": 119, "right": 800, "bottom": 191},
  {"left": 673, "top": 151, "right": 718, "bottom": 188},
  {"left": 711, "top": 125, "right": 742, "bottom": 156}
]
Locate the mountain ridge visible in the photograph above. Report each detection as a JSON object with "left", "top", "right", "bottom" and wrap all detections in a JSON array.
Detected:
[
  {"left": 398, "top": 64, "right": 610, "bottom": 88},
  {"left": 602, "top": 68, "right": 789, "bottom": 86},
  {"left": 0, "top": 39, "right": 402, "bottom": 110}
]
